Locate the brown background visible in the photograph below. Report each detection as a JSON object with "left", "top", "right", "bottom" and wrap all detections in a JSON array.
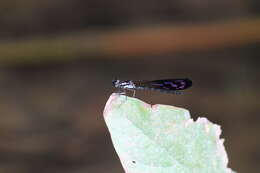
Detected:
[{"left": 0, "top": 0, "right": 259, "bottom": 173}]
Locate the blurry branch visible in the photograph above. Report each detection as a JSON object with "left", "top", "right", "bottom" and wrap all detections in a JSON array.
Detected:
[{"left": 0, "top": 18, "right": 260, "bottom": 65}]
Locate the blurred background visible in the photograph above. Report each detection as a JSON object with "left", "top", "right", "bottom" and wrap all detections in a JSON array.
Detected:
[{"left": 0, "top": 0, "right": 259, "bottom": 173}]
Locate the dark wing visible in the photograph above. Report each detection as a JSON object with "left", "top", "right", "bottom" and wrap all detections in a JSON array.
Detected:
[{"left": 134, "top": 78, "right": 192, "bottom": 92}]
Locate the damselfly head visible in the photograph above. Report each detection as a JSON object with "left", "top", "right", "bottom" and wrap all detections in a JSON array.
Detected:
[{"left": 112, "top": 79, "right": 120, "bottom": 87}]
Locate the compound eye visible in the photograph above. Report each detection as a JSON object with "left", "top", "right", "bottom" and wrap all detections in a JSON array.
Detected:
[{"left": 112, "top": 80, "right": 118, "bottom": 86}]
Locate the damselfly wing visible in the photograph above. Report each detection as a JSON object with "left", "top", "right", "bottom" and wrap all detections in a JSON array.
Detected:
[{"left": 133, "top": 78, "right": 192, "bottom": 93}]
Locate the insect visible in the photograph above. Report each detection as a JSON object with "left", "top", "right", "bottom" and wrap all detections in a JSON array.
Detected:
[{"left": 112, "top": 78, "right": 192, "bottom": 96}]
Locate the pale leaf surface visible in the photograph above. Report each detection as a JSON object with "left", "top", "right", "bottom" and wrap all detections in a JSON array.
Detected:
[{"left": 104, "top": 94, "right": 236, "bottom": 173}]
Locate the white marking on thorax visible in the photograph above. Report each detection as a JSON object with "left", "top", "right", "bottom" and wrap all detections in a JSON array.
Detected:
[{"left": 121, "top": 81, "right": 135, "bottom": 89}]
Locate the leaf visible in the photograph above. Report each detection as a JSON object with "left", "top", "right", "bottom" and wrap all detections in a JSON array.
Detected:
[{"left": 104, "top": 94, "right": 236, "bottom": 173}]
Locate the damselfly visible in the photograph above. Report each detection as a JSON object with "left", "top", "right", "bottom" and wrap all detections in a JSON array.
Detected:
[{"left": 112, "top": 78, "right": 192, "bottom": 96}]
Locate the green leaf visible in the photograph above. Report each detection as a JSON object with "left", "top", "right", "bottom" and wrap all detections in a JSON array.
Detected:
[{"left": 104, "top": 94, "right": 236, "bottom": 173}]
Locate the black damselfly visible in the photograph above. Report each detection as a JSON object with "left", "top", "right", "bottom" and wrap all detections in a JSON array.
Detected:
[{"left": 112, "top": 78, "right": 192, "bottom": 96}]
